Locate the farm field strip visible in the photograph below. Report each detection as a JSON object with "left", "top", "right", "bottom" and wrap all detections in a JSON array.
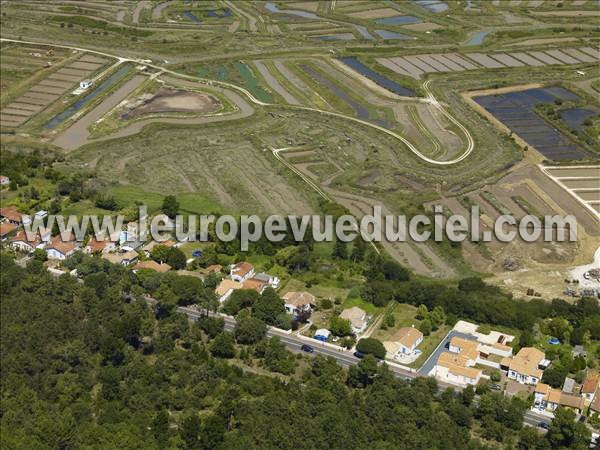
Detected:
[
  {"left": 1, "top": 38, "right": 476, "bottom": 166},
  {"left": 378, "top": 47, "right": 598, "bottom": 79},
  {"left": 0, "top": 49, "right": 109, "bottom": 128},
  {"left": 539, "top": 165, "right": 600, "bottom": 220}
]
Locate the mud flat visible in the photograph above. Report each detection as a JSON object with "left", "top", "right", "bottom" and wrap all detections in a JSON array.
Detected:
[
  {"left": 55, "top": 76, "right": 254, "bottom": 150},
  {"left": 125, "top": 87, "right": 221, "bottom": 117}
]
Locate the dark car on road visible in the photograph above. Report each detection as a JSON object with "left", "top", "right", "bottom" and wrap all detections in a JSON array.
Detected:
[
  {"left": 353, "top": 351, "right": 365, "bottom": 359},
  {"left": 538, "top": 422, "right": 549, "bottom": 430},
  {"left": 301, "top": 344, "right": 314, "bottom": 353}
]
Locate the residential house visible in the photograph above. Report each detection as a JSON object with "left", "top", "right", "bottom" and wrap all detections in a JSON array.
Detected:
[
  {"left": 215, "top": 279, "right": 242, "bottom": 303},
  {"left": 0, "top": 222, "right": 17, "bottom": 241},
  {"left": 339, "top": 306, "right": 368, "bottom": 335},
  {"left": 10, "top": 230, "right": 47, "bottom": 252},
  {"left": 448, "top": 336, "right": 480, "bottom": 365},
  {"left": 46, "top": 234, "right": 80, "bottom": 260},
  {"left": 230, "top": 262, "right": 255, "bottom": 282},
  {"left": 283, "top": 291, "right": 315, "bottom": 316},
  {"left": 133, "top": 261, "right": 171, "bottom": 273},
  {"left": 0, "top": 175, "right": 9, "bottom": 186},
  {"left": 102, "top": 250, "right": 139, "bottom": 266},
  {"left": 253, "top": 272, "right": 280, "bottom": 289},
  {"left": 0, "top": 206, "right": 24, "bottom": 226},
  {"left": 430, "top": 351, "right": 482, "bottom": 387},
  {"left": 142, "top": 239, "right": 176, "bottom": 257},
  {"left": 581, "top": 371, "right": 599, "bottom": 404},
  {"left": 242, "top": 278, "right": 268, "bottom": 294},
  {"left": 384, "top": 327, "right": 423, "bottom": 361},
  {"left": 84, "top": 235, "right": 118, "bottom": 254},
  {"left": 502, "top": 347, "right": 547, "bottom": 385},
  {"left": 590, "top": 393, "right": 600, "bottom": 418},
  {"left": 533, "top": 383, "right": 585, "bottom": 415}
]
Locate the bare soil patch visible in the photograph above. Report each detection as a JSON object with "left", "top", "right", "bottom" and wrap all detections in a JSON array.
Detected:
[
  {"left": 349, "top": 8, "right": 400, "bottom": 19},
  {"left": 125, "top": 87, "right": 221, "bottom": 118},
  {"left": 402, "top": 22, "right": 443, "bottom": 32}
]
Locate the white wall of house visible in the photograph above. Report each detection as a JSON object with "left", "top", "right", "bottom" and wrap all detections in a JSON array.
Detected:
[{"left": 508, "top": 370, "right": 539, "bottom": 385}]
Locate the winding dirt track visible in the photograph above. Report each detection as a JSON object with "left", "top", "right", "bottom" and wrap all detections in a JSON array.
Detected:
[
  {"left": 0, "top": 38, "right": 475, "bottom": 166},
  {"left": 55, "top": 76, "right": 254, "bottom": 149}
]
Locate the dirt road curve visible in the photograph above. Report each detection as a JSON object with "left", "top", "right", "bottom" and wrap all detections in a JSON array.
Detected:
[{"left": 53, "top": 75, "right": 255, "bottom": 150}]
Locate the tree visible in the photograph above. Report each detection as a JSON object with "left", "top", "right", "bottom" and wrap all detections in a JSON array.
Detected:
[
  {"left": 356, "top": 338, "right": 386, "bottom": 359},
  {"left": 180, "top": 414, "right": 201, "bottom": 449},
  {"left": 430, "top": 306, "right": 446, "bottom": 330},
  {"left": 542, "top": 366, "right": 568, "bottom": 388},
  {"left": 253, "top": 288, "right": 285, "bottom": 325},
  {"left": 197, "top": 316, "right": 224, "bottom": 338},
  {"left": 416, "top": 304, "right": 429, "bottom": 320},
  {"left": 347, "top": 355, "right": 379, "bottom": 388},
  {"left": 546, "top": 408, "right": 590, "bottom": 450},
  {"left": 419, "top": 318, "right": 432, "bottom": 336},
  {"left": 351, "top": 237, "right": 366, "bottom": 262},
  {"left": 151, "top": 244, "right": 171, "bottom": 264},
  {"left": 162, "top": 195, "right": 179, "bottom": 219},
  {"left": 222, "top": 289, "right": 259, "bottom": 316},
  {"left": 332, "top": 239, "right": 347, "bottom": 259},
  {"left": 209, "top": 332, "right": 236, "bottom": 359},
  {"left": 166, "top": 247, "right": 187, "bottom": 270},
  {"left": 263, "top": 336, "right": 295, "bottom": 374},
  {"left": 329, "top": 316, "right": 352, "bottom": 337},
  {"left": 152, "top": 410, "right": 170, "bottom": 448},
  {"left": 234, "top": 316, "right": 266, "bottom": 344}
]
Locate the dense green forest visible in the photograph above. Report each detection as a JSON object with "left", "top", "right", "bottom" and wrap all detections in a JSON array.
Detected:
[{"left": 0, "top": 254, "right": 592, "bottom": 449}]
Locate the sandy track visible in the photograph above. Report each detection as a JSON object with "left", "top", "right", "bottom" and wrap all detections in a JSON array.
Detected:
[
  {"left": 54, "top": 75, "right": 255, "bottom": 150},
  {"left": 254, "top": 60, "right": 300, "bottom": 105},
  {"left": 54, "top": 75, "right": 148, "bottom": 151},
  {"left": 132, "top": 1, "right": 150, "bottom": 24}
]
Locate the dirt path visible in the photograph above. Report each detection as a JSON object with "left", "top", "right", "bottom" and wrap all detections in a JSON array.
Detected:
[
  {"left": 225, "top": 1, "right": 258, "bottom": 32},
  {"left": 53, "top": 76, "right": 255, "bottom": 150},
  {"left": 254, "top": 61, "right": 301, "bottom": 105},
  {"left": 132, "top": 1, "right": 150, "bottom": 24},
  {"left": 53, "top": 75, "right": 147, "bottom": 151},
  {"left": 152, "top": 1, "right": 175, "bottom": 20}
]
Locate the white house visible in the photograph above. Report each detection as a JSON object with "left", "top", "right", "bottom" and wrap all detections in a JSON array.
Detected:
[
  {"left": 230, "top": 262, "right": 255, "bottom": 282},
  {"left": 339, "top": 307, "right": 368, "bottom": 335},
  {"left": 581, "top": 371, "right": 599, "bottom": 404},
  {"left": 10, "top": 229, "right": 48, "bottom": 252},
  {"left": 46, "top": 235, "right": 80, "bottom": 260},
  {"left": 253, "top": 272, "right": 280, "bottom": 289},
  {"left": 215, "top": 279, "right": 242, "bottom": 303},
  {"left": 502, "top": 347, "right": 546, "bottom": 385},
  {"left": 533, "top": 383, "right": 585, "bottom": 415},
  {"left": 283, "top": 291, "right": 315, "bottom": 316},
  {"left": 101, "top": 250, "right": 139, "bottom": 266},
  {"left": 430, "top": 352, "right": 482, "bottom": 387}
]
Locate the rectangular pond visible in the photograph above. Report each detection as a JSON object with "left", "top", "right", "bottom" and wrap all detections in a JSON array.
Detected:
[
  {"left": 474, "top": 87, "right": 591, "bottom": 161},
  {"left": 44, "top": 65, "right": 133, "bottom": 129},
  {"left": 338, "top": 57, "right": 416, "bottom": 97},
  {"left": 301, "top": 64, "right": 390, "bottom": 128},
  {"left": 375, "top": 15, "right": 420, "bottom": 25}
]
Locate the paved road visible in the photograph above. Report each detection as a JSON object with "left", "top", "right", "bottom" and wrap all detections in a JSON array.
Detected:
[
  {"left": 146, "top": 298, "right": 551, "bottom": 429},
  {"left": 417, "top": 329, "right": 478, "bottom": 375}
]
